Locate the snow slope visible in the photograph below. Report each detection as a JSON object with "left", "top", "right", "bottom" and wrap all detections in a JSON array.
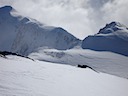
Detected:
[
  {"left": 29, "top": 48, "right": 128, "bottom": 78},
  {"left": 0, "top": 55, "right": 128, "bottom": 96},
  {"left": 0, "top": 5, "right": 128, "bottom": 96},
  {"left": 82, "top": 22, "right": 128, "bottom": 56},
  {"left": 0, "top": 6, "right": 80, "bottom": 56}
]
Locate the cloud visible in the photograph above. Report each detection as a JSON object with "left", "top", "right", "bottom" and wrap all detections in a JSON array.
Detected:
[
  {"left": 102, "top": 0, "right": 128, "bottom": 26},
  {"left": 0, "top": 0, "right": 128, "bottom": 40}
]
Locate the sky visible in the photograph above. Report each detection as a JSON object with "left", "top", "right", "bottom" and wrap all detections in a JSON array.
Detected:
[{"left": 0, "top": 0, "right": 128, "bottom": 40}]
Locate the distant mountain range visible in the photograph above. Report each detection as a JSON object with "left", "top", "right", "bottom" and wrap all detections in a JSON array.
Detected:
[{"left": 0, "top": 6, "right": 128, "bottom": 56}]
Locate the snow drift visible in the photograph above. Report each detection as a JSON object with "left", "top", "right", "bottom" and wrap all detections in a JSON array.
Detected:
[
  {"left": 82, "top": 22, "right": 128, "bottom": 56},
  {"left": 0, "top": 6, "right": 80, "bottom": 56}
]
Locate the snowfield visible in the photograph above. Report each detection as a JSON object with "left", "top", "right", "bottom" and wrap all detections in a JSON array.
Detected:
[
  {"left": 0, "top": 55, "right": 128, "bottom": 96},
  {"left": 29, "top": 48, "right": 128, "bottom": 78}
]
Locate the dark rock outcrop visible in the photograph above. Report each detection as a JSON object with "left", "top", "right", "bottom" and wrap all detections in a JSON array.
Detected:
[{"left": 0, "top": 51, "right": 34, "bottom": 61}]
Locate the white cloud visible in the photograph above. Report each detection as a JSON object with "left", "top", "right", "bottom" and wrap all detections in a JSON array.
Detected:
[
  {"left": 102, "top": 0, "right": 128, "bottom": 26},
  {"left": 0, "top": 0, "right": 128, "bottom": 40}
]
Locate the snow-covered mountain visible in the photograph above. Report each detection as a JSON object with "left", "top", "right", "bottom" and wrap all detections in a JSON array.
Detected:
[
  {"left": 0, "top": 6, "right": 80, "bottom": 56},
  {"left": 0, "top": 5, "right": 128, "bottom": 96},
  {"left": 82, "top": 21, "right": 128, "bottom": 56}
]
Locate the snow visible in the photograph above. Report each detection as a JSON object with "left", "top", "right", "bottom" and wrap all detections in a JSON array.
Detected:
[
  {"left": 0, "top": 55, "right": 128, "bottom": 96},
  {"left": 0, "top": 6, "right": 128, "bottom": 96},
  {"left": 82, "top": 21, "right": 128, "bottom": 56},
  {"left": 29, "top": 48, "right": 128, "bottom": 78},
  {"left": 98, "top": 22, "right": 128, "bottom": 34},
  {"left": 0, "top": 6, "right": 80, "bottom": 56}
]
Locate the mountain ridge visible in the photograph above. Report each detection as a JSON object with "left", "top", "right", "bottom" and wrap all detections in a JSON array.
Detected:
[
  {"left": 98, "top": 21, "right": 128, "bottom": 34},
  {"left": 82, "top": 21, "right": 128, "bottom": 56},
  {"left": 0, "top": 5, "right": 128, "bottom": 56},
  {"left": 0, "top": 6, "right": 81, "bottom": 56}
]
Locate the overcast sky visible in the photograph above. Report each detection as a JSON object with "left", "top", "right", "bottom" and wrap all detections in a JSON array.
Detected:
[{"left": 0, "top": 0, "right": 128, "bottom": 40}]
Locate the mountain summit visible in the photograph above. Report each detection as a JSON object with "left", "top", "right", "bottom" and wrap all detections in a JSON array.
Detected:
[
  {"left": 82, "top": 21, "right": 128, "bottom": 56},
  {"left": 0, "top": 6, "right": 80, "bottom": 56},
  {"left": 98, "top": 21, "right": 128, "bottom": 34},
  {"left": 0, "top": 6, "right": 13, "bottom": 13}
]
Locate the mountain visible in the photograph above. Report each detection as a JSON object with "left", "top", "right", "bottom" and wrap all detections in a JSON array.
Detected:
[
  {"left": 0, "top": 6, "right": 80, "bottom": 56},
  {"left": 82, "top": 21, "right": 128, "bottom": 56},
  {"left": 0, "top": 6, "right": 128, "bottom": 96}
]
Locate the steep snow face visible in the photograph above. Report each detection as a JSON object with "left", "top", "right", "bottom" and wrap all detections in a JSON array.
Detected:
[
  {"left": 82, "top": 21, "right": 128, "bottom": 56},
  {"left": 0, "top": 6, "right": 80, "bottom": 55},
  {"left": 0, "top": 6, "right": 19, "bottom": 51}
]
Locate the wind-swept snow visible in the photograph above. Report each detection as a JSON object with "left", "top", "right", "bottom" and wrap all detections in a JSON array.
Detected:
[
  {"left": 29, "top": 48, "right": 128, "bottom": 78},
  {"left": 0, "top": 55, "right": 128, "bottom": 96}
]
